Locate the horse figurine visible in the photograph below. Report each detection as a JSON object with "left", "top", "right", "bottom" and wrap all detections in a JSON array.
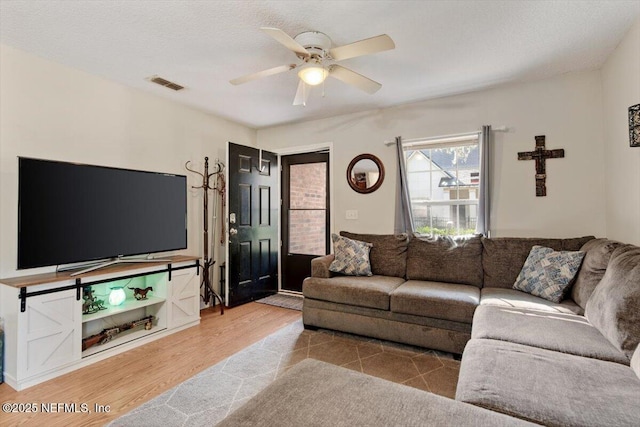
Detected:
[
  {"left": 83, "top": 287, "right": 107, "bottom": 314},
  {"left": 129, "top": 286, "right": 153, "bottom": 300}
]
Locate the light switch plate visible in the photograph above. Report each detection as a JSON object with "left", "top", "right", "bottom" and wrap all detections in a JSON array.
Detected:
[{"left": 345, "top": 210, "right": 358, "bottom": 220}]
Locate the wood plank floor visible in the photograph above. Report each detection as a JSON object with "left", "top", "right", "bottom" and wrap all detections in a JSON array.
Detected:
[{"left": 0, "top": 303, "right": 301, "bottom": 427}]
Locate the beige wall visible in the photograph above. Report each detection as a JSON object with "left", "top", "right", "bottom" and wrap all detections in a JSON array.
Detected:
[
  {"left": 602, "top": 18, "right": 640, "bottom": 245},
  {"left": 258, "top": 71, "right": 607, "bottom": 239},
  {"left": 0, "top": 44, "right": 256, "bottom": 287},
  {"left": 3, "top": 16, "right": 637, "bottom": 283}
]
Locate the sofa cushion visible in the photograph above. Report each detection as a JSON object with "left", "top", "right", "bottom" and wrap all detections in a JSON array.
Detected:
[
  {"left": 391, "top": 280, "right": 480, "bottom": 324},
  {"left": 304, "top": 298, "right": 472, "bottom": 333},
  {"left": 585, "top": 244, "right": 640, "bottom": 359},
  {"left": 572, "top": 238, "right": 625, "bottom": 309},
  {"left": 302, "top": 275, "right": 405, "bottom": 310},
  {"left": 328, "top": 234, "right": 373, "bottom": 276},
  {"left": 218, "top": 359, "right": 535, "bottom": 427},
  {"left": 456, "top": 339, "right": 640, "bottom": 427},
  {"left": 472, "top": 305, "right": 629, "bottom": 365},
  {"left": 406, "top": 235, "right": 483, "bottom": 287},
  {"left": 304, "top": 299, "right": 471, "bottom": 354},
  {"left": 481, "top": 236, "right": 594, "bottom": 289},
  {"left": 480, "top": 287, "right": 583, "bottom": 315},
  {"left": 512, "top": 246, "right": 585, "bottom": 303},
  {"left": 340, "top": 232, "right": 409, "bottom": 278}
]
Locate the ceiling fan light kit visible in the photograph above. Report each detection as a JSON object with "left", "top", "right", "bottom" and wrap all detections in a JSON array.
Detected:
[
  {"left": 298, "top": 66, "right": 328, "bottom": 86},
  {"left": 230, "top": 27, "right": 395, "bottom": 105}
]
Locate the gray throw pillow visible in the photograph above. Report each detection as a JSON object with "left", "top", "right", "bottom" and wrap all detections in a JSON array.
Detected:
[
  {"left": 513, "top": 246, "right": 585, "bottom": 303},
  {"left": 406, "top": 234, "right": 483, "bottom": 287},
  {"left": 585, "top": 245, "right": 640, "bottom": 359},
  {"left": 329, "top": 234, "right": 373, "bottom": 276},
  {"left": 571, "top": 238, "right": 625, "bottom": 309},
  {"left": 340, "top": 232, "right": 409, "bottom": 278}
]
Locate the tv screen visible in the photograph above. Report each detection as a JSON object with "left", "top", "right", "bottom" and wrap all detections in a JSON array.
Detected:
[{"left": 18, "top": 157, "right": 187, "bottom": 269}]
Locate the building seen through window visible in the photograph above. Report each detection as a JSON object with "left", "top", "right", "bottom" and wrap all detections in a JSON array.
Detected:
[{"left": 405, "top": 136, "right": 480, "bottom": 237}]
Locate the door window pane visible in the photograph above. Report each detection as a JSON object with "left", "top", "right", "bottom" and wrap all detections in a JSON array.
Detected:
[
  {"left": 288, "top": 162, "right": 327, "bottom": 255},
  {"left": 289, "top": 210, "right": 326, "bottom": 255},
  {"left": 290, "top": 163, "right": 326, "bottom": 209}
]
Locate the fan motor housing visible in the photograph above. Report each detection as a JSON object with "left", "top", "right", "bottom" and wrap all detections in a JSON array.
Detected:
[{"left": 294, "top": 31, "right": 332, "bottom": 60}]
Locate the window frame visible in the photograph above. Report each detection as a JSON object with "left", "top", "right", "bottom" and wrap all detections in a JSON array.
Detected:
[{"left": 403, "top": 132, "right": 481, "bottom": 238}]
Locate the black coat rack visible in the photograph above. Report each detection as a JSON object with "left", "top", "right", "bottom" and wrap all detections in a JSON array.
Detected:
[{"left": 185, "top": 157, "right": 225, "bottom": 314}]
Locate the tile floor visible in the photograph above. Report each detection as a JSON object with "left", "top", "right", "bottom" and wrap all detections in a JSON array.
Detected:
[
  {"left": 277, "top": 322, "right": 460, "bottom": 398},
  {"left": 110, "top": 319, "right": 460, "bottom": 426}
]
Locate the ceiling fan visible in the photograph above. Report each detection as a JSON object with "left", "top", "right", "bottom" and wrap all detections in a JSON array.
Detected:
[{"left": 229, "top": 27, "right": 395, "bottom": 105}]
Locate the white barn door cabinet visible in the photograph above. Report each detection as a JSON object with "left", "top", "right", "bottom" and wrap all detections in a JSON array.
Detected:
[{"left": 0, "top": 256, "right": 200, "bottom": 391}]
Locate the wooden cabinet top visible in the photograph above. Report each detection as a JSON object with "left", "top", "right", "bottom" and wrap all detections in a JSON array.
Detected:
[{"left": 0, "top": 255, "right": 200, "bottom": 288}]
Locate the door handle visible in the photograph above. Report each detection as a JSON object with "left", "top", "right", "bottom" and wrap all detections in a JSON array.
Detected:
[{"left": 229, "top": 228, "right": 238, "bottom": 236}]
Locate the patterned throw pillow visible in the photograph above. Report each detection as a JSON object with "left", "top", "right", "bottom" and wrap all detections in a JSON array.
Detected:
[
  {"left": 513, "top": 245, "right": 585, "bottom": 303},
  {"left": 328, "top": 234, "right": 373, "bottom": 276}
]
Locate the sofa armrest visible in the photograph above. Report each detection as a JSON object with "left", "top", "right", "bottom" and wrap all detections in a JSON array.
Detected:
[{"left": 311, "top": 254, "right": 335, "bottom": 278}]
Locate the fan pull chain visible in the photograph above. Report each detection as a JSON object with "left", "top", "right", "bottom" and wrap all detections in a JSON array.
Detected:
[{"left": 322, "top": 64, "right": 326, "bottom": 98}]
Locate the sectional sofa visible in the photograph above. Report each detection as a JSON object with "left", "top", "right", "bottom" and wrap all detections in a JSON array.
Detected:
[
  {"left": 456, "top": 240, "right": 640, "bottom": 426},
  {"left": 218, "top": 232, "right": 640, "bottom": 426},
  {"left": 302, "top": 232, "right": 593, "bottom": 354},
  {"left": 301, "top": 232, "right": 640, "bottom": 426}
]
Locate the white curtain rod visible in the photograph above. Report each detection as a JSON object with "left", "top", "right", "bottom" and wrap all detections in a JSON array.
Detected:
[{"left": 384, "top": 126, "right": 508, "bottom": 146}]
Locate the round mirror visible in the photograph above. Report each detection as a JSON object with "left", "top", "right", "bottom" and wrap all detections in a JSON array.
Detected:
[{"left": 347, "top": 153, "right": 385, "bottom": 194}]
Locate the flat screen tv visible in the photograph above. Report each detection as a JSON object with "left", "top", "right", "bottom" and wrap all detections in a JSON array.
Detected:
[{"left": 18, "top": 157, "right": 187, "bottom": 270}]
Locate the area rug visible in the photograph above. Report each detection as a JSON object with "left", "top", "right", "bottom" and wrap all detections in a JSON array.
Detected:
[
  {"left": 109, "top": 320, "right": 460, "bottom": 427},
  {"left": 255, "top": 293, "right": 303, "bottom": 311}
]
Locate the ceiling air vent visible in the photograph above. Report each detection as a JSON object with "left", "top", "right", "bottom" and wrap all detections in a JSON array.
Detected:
[{"left": 147, "top": 75, "right": 185, "bottom": 91}]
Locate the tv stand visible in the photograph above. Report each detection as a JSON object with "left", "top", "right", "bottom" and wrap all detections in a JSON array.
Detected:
[
  {"left": 64, "top": 256, "right": 173, "bottom": 276},
  {"left": 0, "top": 255, "right": 201, "bottom": 391}
]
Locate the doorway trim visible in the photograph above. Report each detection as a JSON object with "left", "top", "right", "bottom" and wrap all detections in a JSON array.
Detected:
[{"left": 272, "top": 142, "right": 334, "bottom": 293}]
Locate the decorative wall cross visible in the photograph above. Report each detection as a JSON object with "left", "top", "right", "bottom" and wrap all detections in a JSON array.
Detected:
[{"left": 517, "top": 135, "right": 564, "bottom": 197}]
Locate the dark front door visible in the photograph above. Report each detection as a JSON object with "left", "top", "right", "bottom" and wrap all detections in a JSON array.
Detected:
[
  {"left": 227, "top": 142, "right": 278, "bottom": 306},
  {"left": 281, "top": 152, "right": 330, "bottom": 292}
]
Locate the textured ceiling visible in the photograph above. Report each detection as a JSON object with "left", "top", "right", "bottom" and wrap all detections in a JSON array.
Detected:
[{"left": 1, "top": 1, "right": 639, "bottom": 129}]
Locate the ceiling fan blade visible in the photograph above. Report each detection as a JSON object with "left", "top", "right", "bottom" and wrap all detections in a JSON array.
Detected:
[
  {"left": 230, "top": 64, "right": 297, "bottom": 85},
  {"left": 328, "top": 65, "right": 382, "bottom": 94},
  {"left": 261, "top": 27, "right": 310, "bottom": 59},
  {"left": 329, "top": 34, "right": 395, "bottom": 61},
  {"left": 293, "top": 80, "right": 311, "bottom": 106}
]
